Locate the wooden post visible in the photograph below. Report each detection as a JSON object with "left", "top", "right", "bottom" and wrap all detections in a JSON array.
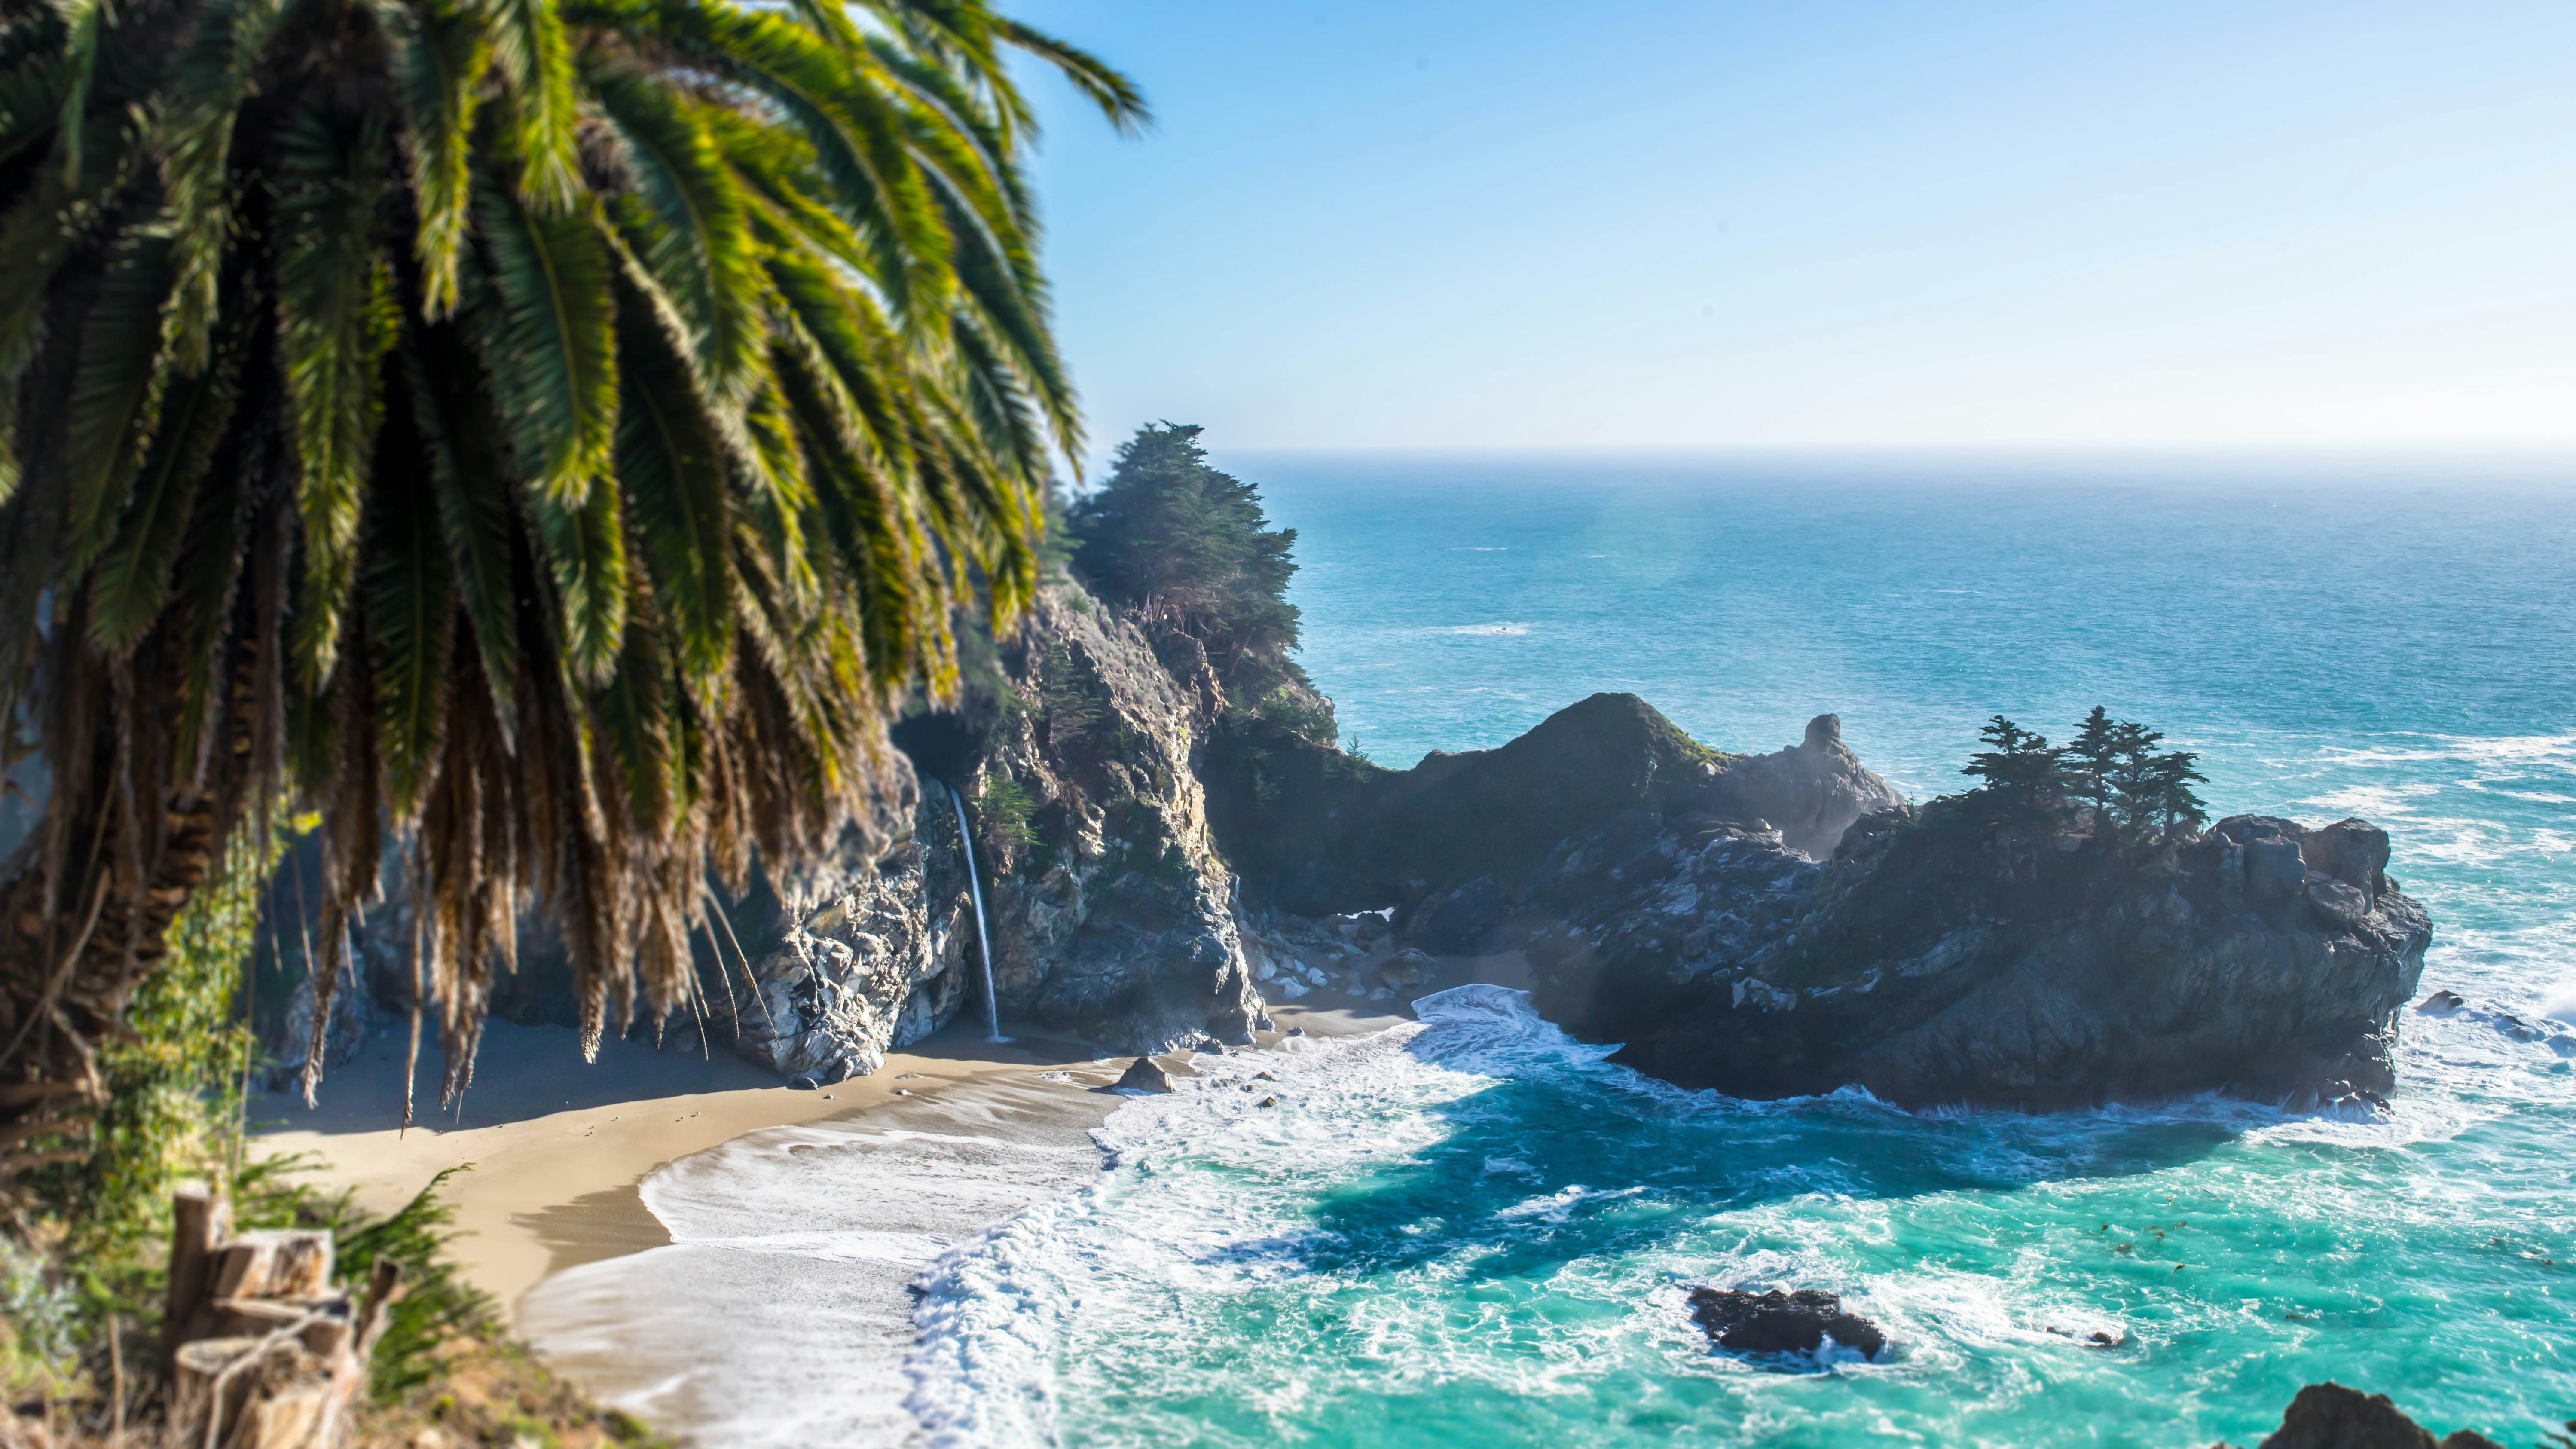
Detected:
[
  {"left": 161, "top": 1185, "right": 230, "bottom": 1374},
  {"left": 156, "top": 1195, "right": 389, "bottom": 1448},
  {"left": 105, "top": 1311, "right": 124, "bottom": 1445}
]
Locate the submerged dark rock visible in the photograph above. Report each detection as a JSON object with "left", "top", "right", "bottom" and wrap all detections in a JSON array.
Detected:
[
  {"left": 1686, "top": 1287, "right": 1886, "bottom": 1359},
  {"left": 2230, "top": 1382, "right": 2503, "bottom": 1449}
]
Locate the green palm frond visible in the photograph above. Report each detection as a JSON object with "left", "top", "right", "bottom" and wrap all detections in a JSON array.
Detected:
[
  {"left": 275, "top": 104, "right": 399, "bottom": 686},
  {"left": 86, "top": 330, "right": 241, "bottom": 652},
  {"left": 61, "top": 230, "right": 174, "bottom": 571},
  {"left": 49, "top": 0, "right": 104, "bottom": 186},
  {"left": 160, "top": 0, "right": 297, "bottom": 373},
  {"left": 471, "top": 176, "right": 618, "bottom": 507},
  {"left": 0, "top": 0, "right": 1143, "bottom": 1128},
  {"left": 403, "top": 324, "right": 523, "bottom": 727},
  {"left": 591, "top": 70, "right": 764, "bottom": 407},
  {"left": 581, "top": 0, "right": 944, "bottom": 325},
  {"left": 374, "top": 0, "right": 494, "bottom": 318},
  {"left": 612, "top": 299, "right": 735, "bottom": 695},
  {"left": 485, "top": 0, "right": 584, "bottom": 212},
  {"left": 365, "top": 419, "right": 458, "bottom": 814},
  {"left": 528, "top": 452, "right": 630, "bottom": 686},
  {"left": 0, "top": 142, "right": 128, "bottom": 501},
  {"left": 993, "top": 16, "right": 1151, "bottom": 135}
]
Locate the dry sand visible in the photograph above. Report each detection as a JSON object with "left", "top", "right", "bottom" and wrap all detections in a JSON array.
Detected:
[{"left": 251, "top": 1015, "right": 1128, "bottom": 1318}]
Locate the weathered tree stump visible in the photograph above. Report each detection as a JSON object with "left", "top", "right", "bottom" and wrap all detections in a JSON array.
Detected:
[{"left": 157, "top": 1188, "right": 401, "bottom": 1449}]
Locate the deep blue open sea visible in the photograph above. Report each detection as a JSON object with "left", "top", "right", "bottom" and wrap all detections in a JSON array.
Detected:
[{"left": 833, "top": 455, "right": 2576, "bottom": 1446}]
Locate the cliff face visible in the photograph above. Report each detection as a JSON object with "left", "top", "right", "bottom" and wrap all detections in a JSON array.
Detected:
[
  {"left": 725, "top": 582, "right": 1265, "bottom": 1076},
  {"left": 1204, "top": 694, "right": 1897, "bottom": 916},
  {"left": 1525, "top": 801, "right": 2430, "bottom": 1108},
  {"left": 947, "top": 586, "right": 1265, "bottom": 1049},
  {"left": 721, "top": 770, "right": 978, "bottom": 1082}
]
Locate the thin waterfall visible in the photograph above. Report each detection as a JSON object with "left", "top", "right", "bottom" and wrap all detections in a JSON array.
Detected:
[{"left": 945, "top": 780, "right": 1011, "bottom": 1043}]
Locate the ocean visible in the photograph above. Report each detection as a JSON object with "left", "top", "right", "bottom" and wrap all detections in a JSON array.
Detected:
[{"left": 703, "top": 455, "right": 2576, "bottom": 1446}]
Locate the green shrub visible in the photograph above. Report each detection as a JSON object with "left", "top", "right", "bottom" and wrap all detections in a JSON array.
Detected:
[{"left": 977, "top": 774, "right": 1042, "bottom": 851}]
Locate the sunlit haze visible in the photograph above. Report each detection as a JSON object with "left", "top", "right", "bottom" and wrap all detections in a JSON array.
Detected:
[{"left": 1012, "top": 0, "right": 2576, "bottom": 461}]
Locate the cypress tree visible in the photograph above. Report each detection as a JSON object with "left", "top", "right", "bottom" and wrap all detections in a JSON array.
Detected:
[
  {"left": 1962, "top": 715, "right": 2064, "bottom": 816},
  {"left": 2106, "top": 721, "right": 2168, "bottom": 838},
  {"left": 2149, "top": 749, "right": 2210, "bottom": 839},
  {"left": 2063, "top": 706, "right": 2122, "bottom": 824},
  {"left": 1069, "top": 422, "right": 1312, "bottom": 703}
]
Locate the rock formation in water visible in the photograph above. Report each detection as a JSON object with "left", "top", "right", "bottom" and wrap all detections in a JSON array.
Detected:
[
  {"left": 1687, "top": 1287, "right": 1886, "bottom": 1360},
  {"left": 1521, "top": 795, "right": 2429, "bottom": 1107},
  {"left": 1212, "top": 690, "right": 2429, "bottom": 1109},
  {"left": 2225, "top": 1382, "right": 2504, "bottom": 1449}
]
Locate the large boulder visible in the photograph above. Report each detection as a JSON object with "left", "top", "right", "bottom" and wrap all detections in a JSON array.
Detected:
[
  {"left": 724, "top": 778, "right": 974, "bottom": 1084},
  {"left": 1702, "top": 714, "right": 1906, "bottom": 860}
]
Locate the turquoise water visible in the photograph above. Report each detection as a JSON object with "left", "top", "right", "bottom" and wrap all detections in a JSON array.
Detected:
[{"left": 911, "top": 455, "right": 2576, "bottom": 1447}]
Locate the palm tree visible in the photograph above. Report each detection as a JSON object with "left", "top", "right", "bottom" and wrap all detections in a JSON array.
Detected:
[{"left": 0, "top": 0, "right": 1143, "bottom": 1186}]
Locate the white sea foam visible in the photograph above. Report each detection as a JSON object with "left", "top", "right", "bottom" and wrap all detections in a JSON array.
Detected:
[
  {"left": 1429, "top": 623, "right": 1531, "bottom": 636},
  {"left": 2545, "top": 982, "right": 2576, "bottom": 1027},
  {"left": 895, "top": 986, "right": 2576, "bottom": 1445}
]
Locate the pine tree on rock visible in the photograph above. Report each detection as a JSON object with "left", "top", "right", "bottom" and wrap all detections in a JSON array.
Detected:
[
  {"left": 2148, "top": 749, "right": 2210, "bottom": 840},
  {"left": 2106, "top": 721, "right": 2170, "bottom": 839},
  {"left": 2062, "top": 706, "right": 2122, "bottom": 827},
  {"left": 1067, "top": 423, "right": 1321, "bottom": 724},
  {"left": 1962, "top": 715, "right": 2064, "bottom": 818}
]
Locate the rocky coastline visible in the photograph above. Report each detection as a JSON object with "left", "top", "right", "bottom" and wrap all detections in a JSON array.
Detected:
[{"left": 264, "top": 566, "right": 2440, "bottom": 1115}]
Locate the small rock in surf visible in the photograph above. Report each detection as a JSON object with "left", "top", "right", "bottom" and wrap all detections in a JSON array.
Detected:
[
  {"left": 1687, "top": 1287, "right": 1886, "bottom": 1360},
  {"left": 1116, "top": 1057, "right": 1176, "bottom": 1093}
]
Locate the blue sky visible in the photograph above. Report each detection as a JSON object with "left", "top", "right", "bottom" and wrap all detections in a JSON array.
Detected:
[{"left": 1004, "top": 0, "right": 2574, "bottom": 462}]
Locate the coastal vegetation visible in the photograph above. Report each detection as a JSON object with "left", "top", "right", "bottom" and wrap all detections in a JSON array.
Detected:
[
  {"left": 0, "top": 0, "right": 1143, "bottom": 1436},
  {"left": 1068, "top": 423, "right": 1335, "bottom": 742},
  {"left": 1961, "top": 709, "right": 2208, "bottom": 843},
  {"left": 0, "top": 0, "right": 1139, "bottom": 1175}
]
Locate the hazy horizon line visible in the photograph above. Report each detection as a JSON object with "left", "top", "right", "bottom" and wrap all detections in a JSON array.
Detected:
[{"left": 1213, "top": 440, "right": 2576, "bottom": 459}]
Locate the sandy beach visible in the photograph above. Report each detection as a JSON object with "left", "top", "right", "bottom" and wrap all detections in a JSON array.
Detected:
[
  {"left": 250, "top": 971, "right": 1459, "bottom": 1444},
  {"left": 252, "top": 1015, "right": 1113, "bottom": 1313}
]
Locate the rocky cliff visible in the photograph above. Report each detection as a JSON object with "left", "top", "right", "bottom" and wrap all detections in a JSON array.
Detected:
[
  {"left": 1202, "top": 694, "right": 1898, "bottom": 916},
  {"left": 255, "top": 602, "right": 2435, "bottom": 1113},
  {"left": 930, "top": 585, "right": 1265, "bottom": 1049},
  {"left": 718, "top": 581, "right": 1265, "bottom": 1078},
  {"left": 1521, "top": 795, "right": 2429, "bottom": 1108}
]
